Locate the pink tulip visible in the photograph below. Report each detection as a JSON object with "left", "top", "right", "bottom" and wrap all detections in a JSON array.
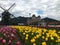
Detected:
[
  {"left": 3, "top": 33, "right": 7, "bottom": 37},
  {"left": 16, "top": 41, "right": 21, "bottom": 45},
  {"left": 0, "top": 37, "right": 3, "bottom": 42},
  {"left": 2, "top": 39, "right": 6, "bottom": 44},
  {"left": 8, "top": 40, "right": 12, "bottom": 45},
  {"left": 11, "top": 33, "right": 15, "bottom": 38},
  {"left": 10, "top": 38, "right": 13, "bottom": 40},
  {"left": 12, "top": 30, "right": 16, "bottom": 34},
  {"left": 8, "top": 35, "right": 10, "bottom": 38}
]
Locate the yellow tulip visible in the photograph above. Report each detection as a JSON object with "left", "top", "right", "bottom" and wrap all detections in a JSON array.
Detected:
[
  {"left": 51, "top": 37, "right": 54, "bottom": 40},
  {"left": 23, "top": 32, "right": 25, "bottom": 35},
  {"left": 42, "top": 42, "right": 46, "bottom": 45},
  {"left": 45, "top": 38, "right": 48, "bottom": 41},
  {"left": 31, "top": 38, "right": 35, "bottom": 43},
  {"left": 33, "top": 43, "right": 36, "bottom": 45},
  {"left": 26, "top": 34, "right": 29, "bottom": 37},
  {"left": 25, "top": 37, "right": 28, "bottom": 40},
  {"left": 42, "top": 36, "right": 45, "bottom": 39},
  {"left": 34, "top": 36, "right": 37, "bottom": 39},
  {"left": 36, "top": 35, "right": 40, "bottom": 38}
]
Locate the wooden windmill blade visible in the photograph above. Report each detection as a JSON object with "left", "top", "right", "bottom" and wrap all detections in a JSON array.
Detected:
[
  {"left": 0, "top": 6, "right": 5, "bottom": 11},
  {"left": 8, "top": 3, "right": 15, "bottom": 11}
]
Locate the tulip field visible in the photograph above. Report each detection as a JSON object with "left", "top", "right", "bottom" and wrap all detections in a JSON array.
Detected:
[
  {"left": 0, "top": 26, "right": 60, "bottom": 45},
  {"left": 0, "top": 26, "right": 21, "bottom": 45}
]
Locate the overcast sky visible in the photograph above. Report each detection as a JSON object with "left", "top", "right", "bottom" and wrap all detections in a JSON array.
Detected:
[{"left": 0, "top": 0, "right": 60, "bottom": 21}]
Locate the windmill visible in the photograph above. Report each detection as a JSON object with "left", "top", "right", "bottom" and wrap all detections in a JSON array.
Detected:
[{"left": 0, "top": 3, "right": 16, "bottom": 25}]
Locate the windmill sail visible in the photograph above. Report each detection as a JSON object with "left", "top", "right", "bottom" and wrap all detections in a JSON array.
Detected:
[
  {"left": 8, "top": 3, "right": 15, "bottom": 11},
  {"left": 0, "top": 6, "right": 5, "bottom": 10}
]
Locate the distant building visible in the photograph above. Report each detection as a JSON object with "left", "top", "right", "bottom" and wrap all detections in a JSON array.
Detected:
[
  {"left": 42, "top": 17, "right": 60, "bottom": 25},
  {"left": 41, "top": 17, "right": 60, "bottom": 27},
  {"left": 40, "top": 20, "right": 47, "bottom": 26},
  {"left": 18, "top": 23, "right": 24, "bottom": 25},
  {"left": 27, "top": 14, "right": 41, "bottom": 25},
  {"left": 27, "top": 15, "right": 60, "bottom": 26}
]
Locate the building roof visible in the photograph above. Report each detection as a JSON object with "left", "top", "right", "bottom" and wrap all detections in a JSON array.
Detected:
[{"left": 42, "top": 17, "right": 60, "bottom": 22}]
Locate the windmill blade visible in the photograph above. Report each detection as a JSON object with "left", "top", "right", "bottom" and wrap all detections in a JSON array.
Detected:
[
  {"left": 0, "top": 6, "right": 5, "bottom": 11},
  {"left": 8, "top": 3, "right": 15, "bottom": 11}
]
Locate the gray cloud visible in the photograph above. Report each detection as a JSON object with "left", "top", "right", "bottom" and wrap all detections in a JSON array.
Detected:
[{"left": 0, "top": 0, "right": 60, "bottom": 21}]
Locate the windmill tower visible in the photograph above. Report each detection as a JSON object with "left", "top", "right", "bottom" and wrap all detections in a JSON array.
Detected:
[{"left": 0, "top": 3, "right": 15, "bottom": 25}]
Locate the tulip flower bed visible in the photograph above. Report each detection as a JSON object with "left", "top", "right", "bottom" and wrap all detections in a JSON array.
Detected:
[
  {"left": 12, "top": 26, "right": 60, "bottom": 45},
  {"left": 0, "top": 26, "right": 60, "bottom": 45},
  {"left": 0, "top": 26, "right": 21, "bottom": 45}
]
